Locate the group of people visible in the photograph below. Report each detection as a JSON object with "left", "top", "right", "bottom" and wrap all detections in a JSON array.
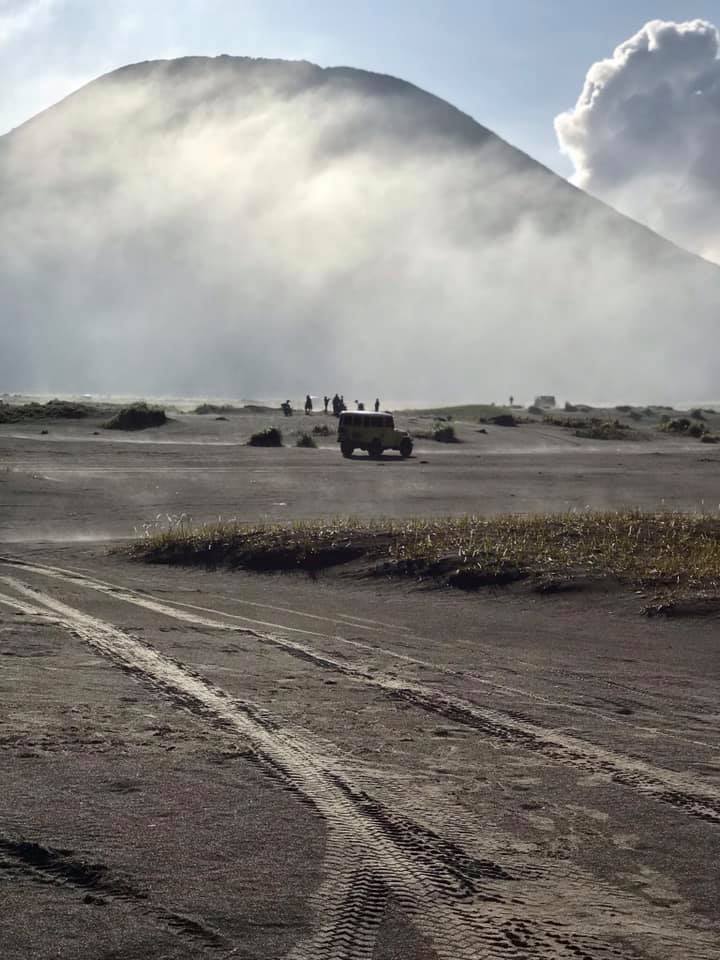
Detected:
[{"left": 282, "top": 395, "right": 382, "bottom": 417}]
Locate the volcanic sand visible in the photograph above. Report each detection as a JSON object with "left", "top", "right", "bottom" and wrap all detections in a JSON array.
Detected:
[{"left": 1, "top": 410, "right": 719, "bottom": 958}]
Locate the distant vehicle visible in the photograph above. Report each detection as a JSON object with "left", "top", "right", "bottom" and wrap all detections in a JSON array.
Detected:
[
  {"left": 534, "top": 395, "right": 557, "bottom": 409},
  {"left": 337, "top": 410, "right": 413, "bottom": 459}
]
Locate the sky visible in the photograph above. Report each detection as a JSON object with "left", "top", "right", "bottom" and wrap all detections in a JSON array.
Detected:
[{"left": 2, "top": 0, "right": 719, "bottom": 174}]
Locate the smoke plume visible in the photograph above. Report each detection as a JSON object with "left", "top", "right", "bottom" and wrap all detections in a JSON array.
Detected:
[{"left": 555, "top": 19, "right": 720, "bottom": 264}]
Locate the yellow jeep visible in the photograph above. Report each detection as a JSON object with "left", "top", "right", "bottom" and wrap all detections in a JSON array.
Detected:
[{"left": 337, "top": 411, "right": 413, "bottom": 459}]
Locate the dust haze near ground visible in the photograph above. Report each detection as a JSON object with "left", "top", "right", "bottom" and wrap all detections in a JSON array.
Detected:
[{"left": 2, "top": 55, "right": 720, "bottom": 403}]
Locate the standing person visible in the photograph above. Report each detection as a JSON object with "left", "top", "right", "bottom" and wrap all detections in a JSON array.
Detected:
[
  {"left": 374, "top": 398, "right": 380, "bottom": 412},
  {"left": 305, "top": 394, "right": 313, "bottom": 415},
  {"left": 323, "top": 395, "right": 330, "bottom": 414},
  {"left": 340, "top": 395, "right": 346, "bottom": 412},
  {"left": 332, "top": 393, "right": 340, "bottom": 416}
]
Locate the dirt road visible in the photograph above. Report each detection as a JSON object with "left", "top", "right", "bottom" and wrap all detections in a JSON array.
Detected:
[
  {"left": 2, "top": 413, "right": 720, "bottom": 957},
  {"left": 2, "top": 543, "right": 719, "bottom": 958}
]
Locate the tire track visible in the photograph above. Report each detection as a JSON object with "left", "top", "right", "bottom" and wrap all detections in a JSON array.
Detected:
[
  {"left": 2, "top": 558, "right": 720, "bottom": 828},
  {"left": 0, "top": 577, "right": 683, "bottom": 959},
  {"left": 3, "top": 555, "right": 713, "bottom": 749},
  {"left": 0, "top": 836, "right": 229, "bottom": 951}
]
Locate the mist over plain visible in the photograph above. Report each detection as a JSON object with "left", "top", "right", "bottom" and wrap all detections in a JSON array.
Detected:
[{"left": 2, "top": 55, "right": 719, "bottom": 403}]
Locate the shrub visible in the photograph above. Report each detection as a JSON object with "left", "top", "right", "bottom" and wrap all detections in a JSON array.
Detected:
[
  {"left": 690, "top": 408, "right": 706, "bottom": 420},
  {"left": 575, "top": 420, "right": 631, "bottom": 441},
  {"left": 701, "top": 434, "right": 719, "bottom": 444},
  {"left": 629, "top": 411, "right": 642, "bottom": 421},
  {"left": 248, "top": 427, "right": 283, "bottom": 447},
  {"left": 615, "top": 404, "right": 632, "bottom": 413},
  {"left": 433, "top": 424, "right": 460, "bottom": 443},
  {"left": 312, "top": 423, "right": 332, "bottom": 436},
  {"left": 486, "top": 414, "right": 519, "bottom": 427},
  {"left": 296, "top": 432, "right": 317, "bottom": 448},
  {"left": 104, "top": 403, "right": 167, "bottom": 431},
  {"left": 661, "top": 417, "right": 691, "bottom": 433},
  {"left": 659, "top": 417, "right": 707, "bottom": 439}
]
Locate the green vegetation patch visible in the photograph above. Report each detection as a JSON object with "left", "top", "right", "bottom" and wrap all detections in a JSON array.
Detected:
[
  {"left": 296, "top": 431, "right": 317, "bottom": 448},
  {"left": 104, "top": 403, "right": 168, "bottom": 431},
  {"left": 130, "top": 511, "right": 720, "bottom": 595}
]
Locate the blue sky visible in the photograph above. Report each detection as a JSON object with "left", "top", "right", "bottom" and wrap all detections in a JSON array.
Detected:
[{"left": 1, "top": 1, "right": 718, "bottom": 173}]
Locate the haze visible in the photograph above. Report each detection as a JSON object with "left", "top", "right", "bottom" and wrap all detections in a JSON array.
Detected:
[{"left": 2, "top": 53, "right": 719, "bottom": 403}]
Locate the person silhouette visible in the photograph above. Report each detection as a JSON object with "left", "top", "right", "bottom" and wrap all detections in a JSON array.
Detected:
[
  {"left": 305, "top": 394, "right": 313, "bottom": 415},
  {"left": 374, "top": 398, "right": 380, "bottom": 412}
]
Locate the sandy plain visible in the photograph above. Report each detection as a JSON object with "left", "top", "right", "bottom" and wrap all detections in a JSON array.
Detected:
[{"left": 1, "top": 408, "right": 719, "bottom": 959}]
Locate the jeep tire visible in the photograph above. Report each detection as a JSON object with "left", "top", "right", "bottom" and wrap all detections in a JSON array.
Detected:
[
  {"left": 368, "top": 438, "right": 383, "bottom": 459},
  {"left": 399, "top": 437, "right": 413, "bottom": 458}
]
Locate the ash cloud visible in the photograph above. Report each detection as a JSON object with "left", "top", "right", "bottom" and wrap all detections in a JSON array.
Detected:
[
  {"left": 2, "top": 56, "right": 720, "bottom": 404},
  {"left": 555, "top": 19, "right": 720, "bottom": 263}
]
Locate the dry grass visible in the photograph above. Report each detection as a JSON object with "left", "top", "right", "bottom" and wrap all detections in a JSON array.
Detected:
[{"left": 130, "top": 511, "right": 720, "bottom": 593}]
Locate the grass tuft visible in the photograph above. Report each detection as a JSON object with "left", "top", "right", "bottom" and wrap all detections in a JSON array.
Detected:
[
  {"left": 129, "top": 511, "right": 720, "bottom": 595},
  {"left": 296, "top": 432, "right": 317, "bottom": 448}
]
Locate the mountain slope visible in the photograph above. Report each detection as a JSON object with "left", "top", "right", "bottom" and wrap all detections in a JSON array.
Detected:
[{"left": 1, "top": 55, "right": 718, "bottom": 400}]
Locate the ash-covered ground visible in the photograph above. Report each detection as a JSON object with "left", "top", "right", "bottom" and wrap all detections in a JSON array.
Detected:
[{"left": 1, "top": 404, "right": 719, "bottom": 959}]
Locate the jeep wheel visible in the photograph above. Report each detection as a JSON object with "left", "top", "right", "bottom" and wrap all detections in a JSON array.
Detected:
[
  {"left": 341, "top": 442, "right": 354, "bottom": 458},
  {"left": 368, "top": 438, "right": 383, "bottom": 459},
  {"left": 399, "top": 437, "right": 413, "bottom": 458}
]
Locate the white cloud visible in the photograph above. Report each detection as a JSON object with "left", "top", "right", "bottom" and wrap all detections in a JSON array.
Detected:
[
  {"left": 555, "top": 19, "right": 720, "bottom": 262},
  {"left": 0, "top": 0, "right": 55, "bottom": 46}
]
